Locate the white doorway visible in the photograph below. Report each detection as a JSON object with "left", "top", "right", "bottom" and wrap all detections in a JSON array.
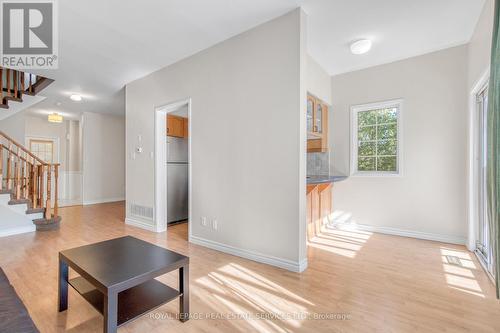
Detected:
[
  {"left": 154, "top": 98, "right": 192, "bottom": 237},
  {"left": 475, "top": 83, "right": 494, "bottom": 275},
  {"left": 468, "top": 69, "right": 494, "bottom": 279}
]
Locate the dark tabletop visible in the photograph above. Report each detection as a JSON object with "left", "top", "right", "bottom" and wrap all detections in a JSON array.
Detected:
[
  {"left": 60, "top": 236, "right": 188, "bottom": 290},
  {"left": 306, "top": 175, "right": 347, "bottom": 185}
]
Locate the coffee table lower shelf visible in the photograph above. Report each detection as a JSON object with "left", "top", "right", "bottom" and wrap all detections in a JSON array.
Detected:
[{"left": 68, "top": 276, "right": 181, "bottom": 326}]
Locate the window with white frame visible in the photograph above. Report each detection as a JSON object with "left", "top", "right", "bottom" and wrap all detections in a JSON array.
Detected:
[
  {"left": 29, "top": 139, "right": 54, "bottom": 164},
  {"left": 351, "top": 99, "right": 402, "bottom": 175}
]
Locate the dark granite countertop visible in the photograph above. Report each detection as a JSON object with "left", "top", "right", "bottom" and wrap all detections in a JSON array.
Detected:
[{"left": 306, "top": 175, "right": 347, "bottom": 185}]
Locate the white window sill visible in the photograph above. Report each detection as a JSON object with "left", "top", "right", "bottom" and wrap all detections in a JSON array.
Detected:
[{"left": 350, "top": 171, "right": 403, "bottom": 178}]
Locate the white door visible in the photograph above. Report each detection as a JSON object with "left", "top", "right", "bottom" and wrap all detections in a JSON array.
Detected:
[{"left": 476, "top": 85, "right": 494, "bottom": 275}]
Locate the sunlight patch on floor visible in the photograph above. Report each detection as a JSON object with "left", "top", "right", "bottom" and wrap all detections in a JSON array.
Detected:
[
  {"left": 307, "top": 223, "right": 373, "bottom": 258},
  {"left": 440, "top": 247, "right": 484, "bottom": 298},
  {"left": 442, "top": 263, "right": 475, "bottom": 278},
  {"left": 194, "top": 263, "right": 314, "bottom": 330}
]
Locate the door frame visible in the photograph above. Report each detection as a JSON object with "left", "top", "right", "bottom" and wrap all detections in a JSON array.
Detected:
[
  {"left": 25, "top": 135, "right": 60, "bottom": 165},
  {"left": 154, "top": 98, "right": 192, "bottom": 237},
  {"left": 467, "top": 68, "right": 489, "bottom": 251}
]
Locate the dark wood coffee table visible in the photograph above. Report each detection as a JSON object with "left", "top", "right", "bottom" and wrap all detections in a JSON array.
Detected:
[{"left": 58, "top": 236, "right": 189, "bottom": 333}]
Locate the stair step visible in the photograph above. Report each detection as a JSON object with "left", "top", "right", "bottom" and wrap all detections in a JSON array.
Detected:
[
  {"left": 26, "top": 207, "right": 45, "bottom": 215},
  {"left": 26, "top": 212, "right": 44, "bottom": 220},
  {"left": 0, "top": 193, "right": 11, "bottom": 206},
  {"left": 8, "top": 199, "right": 31, "bottom": 206},
  {"left": 3, "top": 95, "right": 22, "bottom": 102},
  {"left": 0, "top": 205, "right": 36, "bottom": 237},
  {"left": 8, "top": 202, "right": 29, "bottom": 215},
  {"left": 33, "top": 216, "right": 61, "bottom": 231}
]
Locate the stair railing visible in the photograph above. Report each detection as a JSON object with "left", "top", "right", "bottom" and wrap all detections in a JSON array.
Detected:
[
  {"left": 0, "top": 131, "right": 59, "bottom": 220},
  {"left": 0, "top": 66, "right": 54, "bottom": 108}
]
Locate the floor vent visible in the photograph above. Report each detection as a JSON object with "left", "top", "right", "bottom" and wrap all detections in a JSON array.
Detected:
[
  {"left": 445, "top": 255, "right": 463, "bottom": 267},
  {"left": 130, "top": 203, "right": 153, "bottom": 219}
]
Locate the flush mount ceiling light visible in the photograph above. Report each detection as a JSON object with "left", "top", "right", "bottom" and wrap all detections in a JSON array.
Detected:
[
  {"left": 48, "top": 113, "right": 63, "bottom": 123},
  {"left": 350, "top": 39, "right": 372, "bottom": 55},
  {"left": 70, "top": 94, "right": 82, "bottom": 101}
]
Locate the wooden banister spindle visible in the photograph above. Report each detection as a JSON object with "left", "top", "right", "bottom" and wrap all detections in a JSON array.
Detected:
[
  {"left": 13, "top": 71, "right": 18, "bottom": 98},
  {"left": 28, "top": 74, "right": 33, "bottom": 94},
  {"left": 53, "top": 165, "right": 59, "bottom": 218},
  {"left": 30, "top": 158, "right": 35, "bottom": 202},
  {"left": 20, "top": 72, "right": 25, "bottom": 93},
  {"left": 21, "top": 157, "right": 25, "bottom": 198},
  {"left": 33, "top": 162, "right": 38, "bottom": 208},
  {"left": 38, "top": 165, "right": 44, "bottom": 208},
  {"left": 15, "top": 148, "right": 21, "bottom": 199},
  {"left": 45, "top": 165, "right": 52, "bottom": 219},
  {"left": 23, "top": 158, "right": 28, "bottom": 199},
  {"left": 6, "top": 69, "right": 11, "bottom": 97},
  {"left": 25, "top": 160, "right": 30, "bottom": 199},
  {"left": 14, "top": 158, "right": 18, "bottom": 199},
  {"left": 6, "top": 144, "right": 12, "bottom": 190}
]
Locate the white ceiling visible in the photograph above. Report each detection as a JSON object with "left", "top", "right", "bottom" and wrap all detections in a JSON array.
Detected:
[
  {"left": 27, "top": 0, "right": 485, "bottom": 117},
  {"left": 304, "top": 0, "right": 486, "bottom": 75}
]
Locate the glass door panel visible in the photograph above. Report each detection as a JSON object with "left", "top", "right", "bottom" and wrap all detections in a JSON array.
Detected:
[
  {"left": 476, "top": 85, "right": 494, "bottom": 275},
  {"left": 315, "top": 103, "right": 323, "bottom": 133},
  {"left": 307, "top": 98, "right": 314, "bottom": 133}
]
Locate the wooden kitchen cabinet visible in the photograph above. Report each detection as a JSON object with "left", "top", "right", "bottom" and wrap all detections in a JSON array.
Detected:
[
  {"left": 318, "top": 183, "right": 332, "bottom": 222},
  {"left": 307, "top": 94, "right": 329, "bottom": 152},
  {"left": 306, "top": 183, "right": 332, "bottom": 240},
  {"left": 167, "top": 115, "right": 188, "bottom": 138}
]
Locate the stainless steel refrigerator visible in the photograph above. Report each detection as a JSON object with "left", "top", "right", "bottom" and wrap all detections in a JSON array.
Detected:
[{"left": 167, "top": 136, "right": 188, "bottom": 224}]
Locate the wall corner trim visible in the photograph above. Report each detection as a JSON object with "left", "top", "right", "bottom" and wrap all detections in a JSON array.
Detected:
[
  {"left": 189, "top": 235, "right": 307, "bottom": 272},
  {"left": 125, "top": 217, "right": 158, "bottom": 232}
]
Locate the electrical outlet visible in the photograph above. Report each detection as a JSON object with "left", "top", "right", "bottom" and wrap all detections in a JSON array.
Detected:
[
  {"left": 200, "top": 217, "right": 207, "bottom": 226},
  {"left": 212, "top": 219, "right": 218, "bottom": 230}
]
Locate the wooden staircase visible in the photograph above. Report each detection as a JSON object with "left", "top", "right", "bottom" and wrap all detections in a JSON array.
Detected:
[
  {"left": 0, "top": 131, "right": 61, "bottom": 231},
  {"left": 0, "top": 66, "right": 54, "bottom": 109}
]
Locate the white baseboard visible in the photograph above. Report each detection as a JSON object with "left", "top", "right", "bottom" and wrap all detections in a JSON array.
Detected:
[
  {"left": 83, "top": 197, "right": 125, "bottom": 206},
  {"left": 333, "top": 223, "right": 466, "bottom": 245},
  {"left": 59, "top": 199, "right": 82, "bottom": 207},
  {"left": 125, "top": 217, "right": 157, "bottom": 232},
  {"left": 190, "top": 235, "right": 307, "bottom": 272},
  {"left": 0, "top": 225, "right": 36, "bottom": 238}
]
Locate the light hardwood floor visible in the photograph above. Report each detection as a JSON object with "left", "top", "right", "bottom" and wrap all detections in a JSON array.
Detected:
[{"left": 1, "top": 202, "right": 499, "bottom": 332}]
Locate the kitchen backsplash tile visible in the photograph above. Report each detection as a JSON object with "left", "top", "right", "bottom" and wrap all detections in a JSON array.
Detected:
[{"left": 307, "top": 152, "right": 330, "bottom": 176}]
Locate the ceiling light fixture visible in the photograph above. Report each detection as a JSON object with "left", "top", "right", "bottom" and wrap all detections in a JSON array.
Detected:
[
  {"left": 70, "top": 94, "right": 82, "bottom": 101},
  {"left": 350, "top": 39, "right": 372, "bottom": 55},
  {"left": 48, "top": 113, "right": 63, "bottom": 123}
]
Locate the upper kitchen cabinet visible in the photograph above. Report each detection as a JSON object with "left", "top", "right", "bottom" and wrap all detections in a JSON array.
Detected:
[
  {"left": 307, "top": 94, "right": 329, "bottom": 152},
  {"left": 307, "top": 95, "right": 315, "bottom": 133},
  {"left": 167, "top": 115, "right": 188, "bottom": 138}
]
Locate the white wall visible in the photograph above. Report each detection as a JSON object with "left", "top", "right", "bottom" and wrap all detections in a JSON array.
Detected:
[
  {"left": 82, "top": 112, "right": 125, "bottom": 205},
  {"left": 331, "top": 45, "right": 469, "bottom": 243},
  {"left": 0, "top": 111, "right": 25, "bottom": 142},
  {"left": 307, "top": 54, "right": 331, "bottom": 104},
  {"left": 126, "top": 9, "right": 307, "bottom": 271},
  {"left": 468, "top": 0, "right": 495, "bottom": 90}
]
